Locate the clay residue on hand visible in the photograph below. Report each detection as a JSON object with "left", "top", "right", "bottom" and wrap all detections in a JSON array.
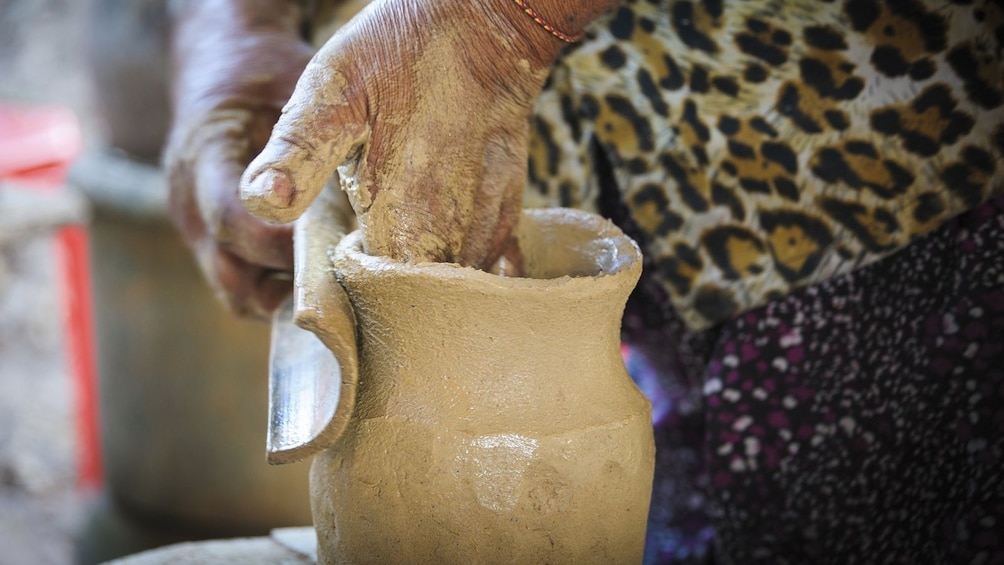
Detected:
[{"left": 346, "top": 22, "right": 543, "bottom": 274}]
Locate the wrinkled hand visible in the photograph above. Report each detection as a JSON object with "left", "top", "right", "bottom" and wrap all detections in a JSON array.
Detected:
[
  {"left": 240, "top": 0, "right": 565, "bottom": 268},
  {"left": 164, "top": 0, "right": 313, "bottom": 318}
]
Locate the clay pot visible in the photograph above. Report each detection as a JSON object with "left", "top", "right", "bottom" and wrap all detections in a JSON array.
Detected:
[{"left": 308, "top": 209, "right": 654, "bottom": 564}]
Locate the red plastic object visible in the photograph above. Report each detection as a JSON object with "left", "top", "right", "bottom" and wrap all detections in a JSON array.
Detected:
[{"left": 0, "top": 103, "right": 102, "bottom": 489}]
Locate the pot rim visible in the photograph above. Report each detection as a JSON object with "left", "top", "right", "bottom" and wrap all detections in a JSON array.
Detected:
[{"left": 333, "top": 208, "right": 642, "bottom": 293}]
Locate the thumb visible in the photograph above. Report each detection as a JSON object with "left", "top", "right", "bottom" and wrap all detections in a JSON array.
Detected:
[{"left": 240, "top": 57, "right": 368, "bottom": 224}]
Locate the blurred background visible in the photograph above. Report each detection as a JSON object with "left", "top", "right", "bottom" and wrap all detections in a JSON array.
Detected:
[
  {"left": 0, "top": 2, "right": 313, "bottom": 563},
  {"left": 1, "top": 2, "right": 99, "bottom": 563}
]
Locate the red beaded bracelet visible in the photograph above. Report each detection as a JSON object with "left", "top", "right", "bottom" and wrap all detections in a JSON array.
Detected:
[{"left": 509, "top": 0, "right": 584, "bottom": 43}]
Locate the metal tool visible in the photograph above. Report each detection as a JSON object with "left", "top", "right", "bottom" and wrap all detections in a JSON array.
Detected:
[{"left": 267, "top": 187, "right": 359, "bottom": 465}]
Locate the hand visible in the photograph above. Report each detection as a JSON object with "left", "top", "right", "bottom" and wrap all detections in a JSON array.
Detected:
[
  {"left": 239, "top": 0, "right": 575, "bottom": 268},
  {"left": 163, "top": 0, "right": 313, "bottom": 318}
]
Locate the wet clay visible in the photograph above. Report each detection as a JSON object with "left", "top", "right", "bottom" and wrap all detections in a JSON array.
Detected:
[{"left": 310, "top": 208, "right": 654, "bottom": 564}]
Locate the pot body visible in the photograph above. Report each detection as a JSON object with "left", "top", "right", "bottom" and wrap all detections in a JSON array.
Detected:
[{"left": 311, "top": 209, "right": 654, "bottom": 564}]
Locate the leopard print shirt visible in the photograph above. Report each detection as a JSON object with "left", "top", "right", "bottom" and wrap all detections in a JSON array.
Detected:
[{"left": 526, "top": 0, "right": 1004, "bottom": 330}]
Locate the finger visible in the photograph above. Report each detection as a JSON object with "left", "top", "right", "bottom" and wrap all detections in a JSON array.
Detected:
[
  {"left": 240, "top": 55, "right": 368, "bottom": 225},
  {"left": 458, "top": 134, "right": 527, "bottom": 268},
  {"left": 166, "top": 161, "right": 208, "bottom": 245},
  {"left": 194, "top": 143, "right": 294, "bottom": 271},
  {"left": 198, "top": 244, "right": 292, "bottom": 320}
]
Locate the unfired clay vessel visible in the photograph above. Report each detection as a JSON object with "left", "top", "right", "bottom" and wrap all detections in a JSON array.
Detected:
[{"left": 302, "top": 208, "right": 654, "bottom": 564}]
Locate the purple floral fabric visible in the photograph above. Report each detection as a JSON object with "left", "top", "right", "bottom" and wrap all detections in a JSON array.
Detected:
[{"left": 623, "top": 195, "right": 1004, "bottom": 564}]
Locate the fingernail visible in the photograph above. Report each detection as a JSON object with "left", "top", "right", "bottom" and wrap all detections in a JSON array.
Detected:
[{"left": 243, "top": 168, "right": 295, "bottom": 210}]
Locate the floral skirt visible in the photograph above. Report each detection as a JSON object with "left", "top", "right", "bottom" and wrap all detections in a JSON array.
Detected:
[{"left": 624, "top": 195, "right": 1004, "bottom": 565}]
